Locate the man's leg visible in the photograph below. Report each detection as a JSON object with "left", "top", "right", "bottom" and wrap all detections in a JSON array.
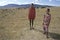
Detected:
[
  {"left": 46, "top": 26, "right": 49, "bottom": 38},
  {"left": 43, "top": 25, "right": 46, "bottom": 34},
  {"left": 31, "top": 19, "right": 34, "bottom": 29},
  {"left": 29, "top": 19, "right": 32, "bottom": 30},
  {"left": 43, "top": 27, "right": 46, "bottom": 34}
]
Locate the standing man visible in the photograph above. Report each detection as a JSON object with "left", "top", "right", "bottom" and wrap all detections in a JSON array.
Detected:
[
  {"left": 28, "top": 3, "right": 36, "bottom": 30},
  {"left": 43, "top": 8, "right": 51, "bottom": 38}
]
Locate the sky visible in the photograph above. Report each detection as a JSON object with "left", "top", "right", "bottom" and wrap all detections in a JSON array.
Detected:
[{"left": 0, "top": 0, "right": 60, "bottom": 6}]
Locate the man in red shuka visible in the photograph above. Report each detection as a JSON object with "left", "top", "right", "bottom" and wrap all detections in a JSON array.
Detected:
[
  {"left": 43, "top": 8, "right": 51, "bottom": 38},
  {"left": 28, "top": 3, "right": 36, "bottom": 30}
]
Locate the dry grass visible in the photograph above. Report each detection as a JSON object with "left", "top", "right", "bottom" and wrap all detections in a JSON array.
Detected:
[{"left": 0, "top": 7, "right": 60, "bottom": 40}]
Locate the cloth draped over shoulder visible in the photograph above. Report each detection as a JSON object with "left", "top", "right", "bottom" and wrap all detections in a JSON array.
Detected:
[
  {"left": 28, "top": 6, "right": 36, "bottom": 20},
  {"left": 43, "top": 14, "right": 51, "bottom": 27}
]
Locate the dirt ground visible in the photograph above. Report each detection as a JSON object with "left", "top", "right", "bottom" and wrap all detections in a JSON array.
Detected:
[{"left": 0, "top": 7, "right": 60, "bottom": 40}]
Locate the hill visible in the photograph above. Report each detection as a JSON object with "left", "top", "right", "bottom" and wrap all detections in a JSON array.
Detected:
[{"left": 0, "top": 4, "right": 52, "bottom": 9}]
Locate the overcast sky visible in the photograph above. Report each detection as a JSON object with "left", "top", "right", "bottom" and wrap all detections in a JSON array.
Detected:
[{"left": 0, "top": 0, "right": 60, "bottom": 6}]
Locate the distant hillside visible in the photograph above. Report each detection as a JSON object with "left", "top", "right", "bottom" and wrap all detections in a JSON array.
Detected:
[{"left": 0, "top": 4, "right": 52, "bottom": 9}]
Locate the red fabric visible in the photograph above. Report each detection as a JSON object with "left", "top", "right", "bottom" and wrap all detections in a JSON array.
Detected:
[{"left": 28, "top": 6, "right": 36, "bottom": 20}]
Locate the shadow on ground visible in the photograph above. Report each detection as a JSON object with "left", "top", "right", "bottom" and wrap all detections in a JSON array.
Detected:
[{"left": 34, "top": 28, "right": 60, "bottom": 40}]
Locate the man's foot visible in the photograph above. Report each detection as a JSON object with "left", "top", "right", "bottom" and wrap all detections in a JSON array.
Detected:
[
  {"left": 46, "top": 36, "right": 49, "bottom": 38},
  {"left": 46, "top": 32, "right": 49, "bottom": 38},
  {"left": 43, "top": 32, "right": 46, "bottom": 34},
  {"left": 32, "top": 27, "right": 34, "bottom": 30},
  {"left": 30, "top": 27, "right": 34, "bottom": 30},
  {"left": 30, "top": 28, "right": 32, "bottom": 30}
]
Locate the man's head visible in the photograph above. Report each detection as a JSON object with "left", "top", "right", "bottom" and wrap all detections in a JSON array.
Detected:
[
  {"left": 46, "top": 8, "right": 50, "bottom": 14},
  {"left": 30, "top": 3, "right": 34, "bottom": 7},
  {"left": 31, "top": 3, "right": 34, "bottom": 6}
]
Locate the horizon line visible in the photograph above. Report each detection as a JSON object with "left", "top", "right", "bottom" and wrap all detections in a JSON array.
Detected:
[{"left": 0, "top": 3, "right": 60, "bottom": 7}]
